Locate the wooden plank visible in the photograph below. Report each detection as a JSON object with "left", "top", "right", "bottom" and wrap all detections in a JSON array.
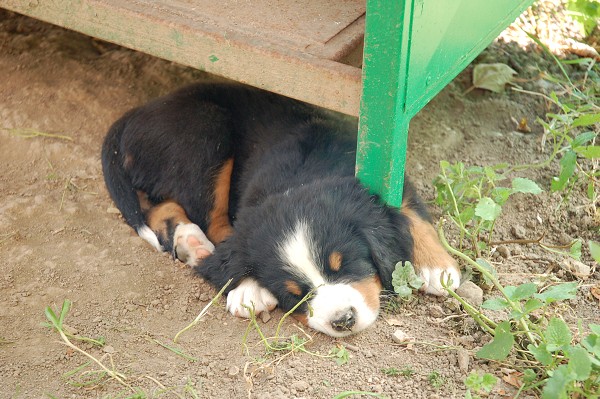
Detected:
[
  {"left": 155, "top": 0, "right": 366, "bottom": 54},
  {"left": 1, "top": 0, "right": 363, "bottom": 115}
]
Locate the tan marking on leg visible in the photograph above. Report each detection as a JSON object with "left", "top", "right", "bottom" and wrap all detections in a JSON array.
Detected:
[
  {"left": 137, "top": 190, "right": 153, "bottom": 213},
  {"left": 146, "top": 200, "right": 192, "bottom": 239},
  {"left": 400, "top": 207, "right": 458, "bottom": 270},
  {"left": 328, "top": 251, "right": 343, "bottom": 272},
  {"left": 285, "top": 280, "right": 302, "bottom": 296},
  {"left": 293, "top": 313, "right": 308, "bottom": 326},
  {"left": 350, "top": 275, "right": 382, "bottom": 312},
  {"left": 207, "top": 158, "right": 234, "bottom": 243},
  {"left": 123, "top": 153, "right": 134, "bottom": 170}
]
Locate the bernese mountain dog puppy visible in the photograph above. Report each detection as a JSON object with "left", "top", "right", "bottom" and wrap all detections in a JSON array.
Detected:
[{"left": 101, "top": 83, "right": 460, "bottom": 337}]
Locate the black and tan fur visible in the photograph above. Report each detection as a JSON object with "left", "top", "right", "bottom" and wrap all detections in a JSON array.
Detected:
[{"left": 101, "top": 83, "right": 460, "bottom": 337}]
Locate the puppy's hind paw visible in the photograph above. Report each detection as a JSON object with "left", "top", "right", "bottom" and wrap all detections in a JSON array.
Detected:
[{"left": 174, "top": 223, "right": 215, "bottom": 266}]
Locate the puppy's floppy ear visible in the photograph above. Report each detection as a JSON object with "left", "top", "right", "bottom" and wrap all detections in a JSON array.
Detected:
[
  {"left": 361, "top": 206, "right": 414, "bottom": 292},
  {"left": 194, "top": 235, "right": 247, "bottom": 293}
]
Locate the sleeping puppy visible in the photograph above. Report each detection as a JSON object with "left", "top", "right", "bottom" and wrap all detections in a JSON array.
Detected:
[{"left": 101, "top": 83, "right": 460, "bottom": 337}]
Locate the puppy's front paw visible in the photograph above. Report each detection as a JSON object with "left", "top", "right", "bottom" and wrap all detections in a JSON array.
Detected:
[
  {"left": 226, "top": 278, "right": 278, "bottom": 318},
  {"left": 174, "top": 223, "right": 215, "bottom": 266},
  {"left": 418, "top": 262, "right": 461, "bottom": 295},
  {"left": 400, "top": 207, "right": 461, "bottom": 296}
]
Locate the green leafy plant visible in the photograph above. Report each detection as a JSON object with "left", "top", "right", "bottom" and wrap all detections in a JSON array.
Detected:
[
  {"left": 590, "top": 240, "right": 600, "bottom": 263},
  {"left": 330, "top": 345, "right": 349, "bottom": 366},
  {"left": 45, "top": 300, "right": 208, "bottom": 398},
  {"left": 438, "top": 225, "right": 600, "bottom": 398},
  {"left": 381, "top": 367, "right": 401, "bottom": 377},
  {"left": 391, "top": 261, "right": 423, "bottom": 297},
  {"left": 537, "top": 88, "right": 599, "bottom": 206},
  {"left": 43, "top": 300, "right": 105, "bottom": 347},
  {"left": 464, "top": 371, "right": 497, "bottom": 399},
  {"left": 427, "top": 371, "right": 445, "bottom": 389},
  {"left": 567, "top": 0, "right": 600, "bottom": 35},
  {"left": 332, "top": 391, "right": 386, "bottom": 399},
  {"left": 44, "top": 300, "right": 128, "bottom": 388},
  {"left": 513, "top": 46, "right": 599, "bottom": 221},
  {"left": 381, "top": 366, "right": 415, "bottom": 378},
  {"left": 433, "top": 161, "right": 542, "bottom": 256}
]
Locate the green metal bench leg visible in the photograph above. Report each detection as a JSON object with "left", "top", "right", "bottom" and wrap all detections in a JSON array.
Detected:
[
  {"left": 357, "top": 0, "right": 534, "bottom": 208},
  {"left": 356, "top": 0, "right": 413, "bottom": 208}
]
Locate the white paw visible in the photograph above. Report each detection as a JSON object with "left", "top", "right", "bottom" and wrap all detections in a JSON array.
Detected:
[
  {"left": 173, "top": 223, "right": 215, "bottom": 266},
  {"left": 226, "top": 278, "right": 278, "bottom": 318},
  {"left": 137, "top": 225, "right": 163, "bottom": 251},
  {"left": 419, "top": 265, "right": 461, "bottom": 296}
]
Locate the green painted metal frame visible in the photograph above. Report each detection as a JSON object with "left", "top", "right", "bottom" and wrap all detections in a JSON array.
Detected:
[{"left": 357, "top": 0, "right": 534, "bottom": 207}]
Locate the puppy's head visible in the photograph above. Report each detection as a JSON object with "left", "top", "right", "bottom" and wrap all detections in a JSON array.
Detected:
[
  {"left": 274, "top": 219, "right": 388, "bottom": 337},
  {"left": 214, "top": 178, "right": 412, "bottom": 337}
]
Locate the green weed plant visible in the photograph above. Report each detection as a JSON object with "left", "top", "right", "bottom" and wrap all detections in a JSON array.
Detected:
[
  {"left": 438, "top": 226, "right": 599, "bottom": 398},
  {"left": 433, "top": 161, "right": 542, "bottom": 256},
  {"left": 44, "top": 300, "right": 202, "bottom": 398},
  {"left": 464, "top": 371, "right": 497, "bottom": 399}
]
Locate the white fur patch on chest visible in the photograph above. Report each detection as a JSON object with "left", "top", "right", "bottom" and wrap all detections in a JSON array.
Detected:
[{"left": 278, "top": 221, "right": 325, "bottom": 287}]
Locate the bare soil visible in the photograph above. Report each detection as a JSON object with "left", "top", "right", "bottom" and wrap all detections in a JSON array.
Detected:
[{"left": 0, "top": 9, "right": 598, "bottom": 399}]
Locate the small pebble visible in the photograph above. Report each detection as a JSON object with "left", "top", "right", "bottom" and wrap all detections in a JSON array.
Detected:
[
  {"left": 428, "top": 304, "right": 445, "bottom": 318},
  {"left": 199, "top": 293, "right": 210, "bottom": 302},
  {"left": 457, "top": 349, "right": 470, "bottom": 373},
  {"left": 260, "top": 311, "right": 272, "bottom": 323},
  {"left": 103, "top": 345, "right": 115, "bottom": 354},
  {"left": 512, "top": 246, "right": 523, "bottom": 256},
  {"left": 391, "top": 329, "right": 412, "bottom": 344},
  {"left": 496, "top": 245, "right": 510, "bottom": 258},
  {"left": 291, "top": 381, "right": 309, "bottom": 392},
  {"left": 525, "top": 220, "right": 536, "bottom": 228},
  {"left": 457, "top": 336, "right": 475, "bottom": 348},
  {"left": 344, "top": 343, "right": 360, "bottom": 352},
  {"left": 228, "top": 366, "right": 239, "bottom": 376},
  {"left": 562, "top": 259, "right": 591, "bottom": 279},
  {"left": 511, "top": 225, "right": 526, "bottom": 239},
  {"left": 558, "top": 232, "right": 573, "bottom": 246},
  {"left": 443, "top": 297, "right": 461, "bottom": 312},
  {"left": 456, "top": 281, "right": 483, "bottom": 306},
  {"left": 371, "top": 384, "right": 383, "bottom": 393}
]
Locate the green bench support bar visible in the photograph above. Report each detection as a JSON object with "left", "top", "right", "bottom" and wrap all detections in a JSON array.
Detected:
[{"left": 357, "top": 0, "right": 534, "bottom": 207}]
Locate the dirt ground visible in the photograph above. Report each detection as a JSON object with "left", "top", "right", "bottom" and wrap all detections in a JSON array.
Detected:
[{"left": 0, "top": 8, "right": 598, "bottom": 399}]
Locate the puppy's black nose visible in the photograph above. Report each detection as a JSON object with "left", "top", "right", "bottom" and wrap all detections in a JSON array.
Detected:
[{"left": 331, "top": 308, "right": 356, "bottom": 332}]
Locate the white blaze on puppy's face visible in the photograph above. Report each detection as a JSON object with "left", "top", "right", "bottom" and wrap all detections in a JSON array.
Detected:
[
  {"left": 279, "top": 221, "right": 325, "bottom": 287},
  {"left": 279, "top": 221, "right": 380, "bottom": 337}
]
